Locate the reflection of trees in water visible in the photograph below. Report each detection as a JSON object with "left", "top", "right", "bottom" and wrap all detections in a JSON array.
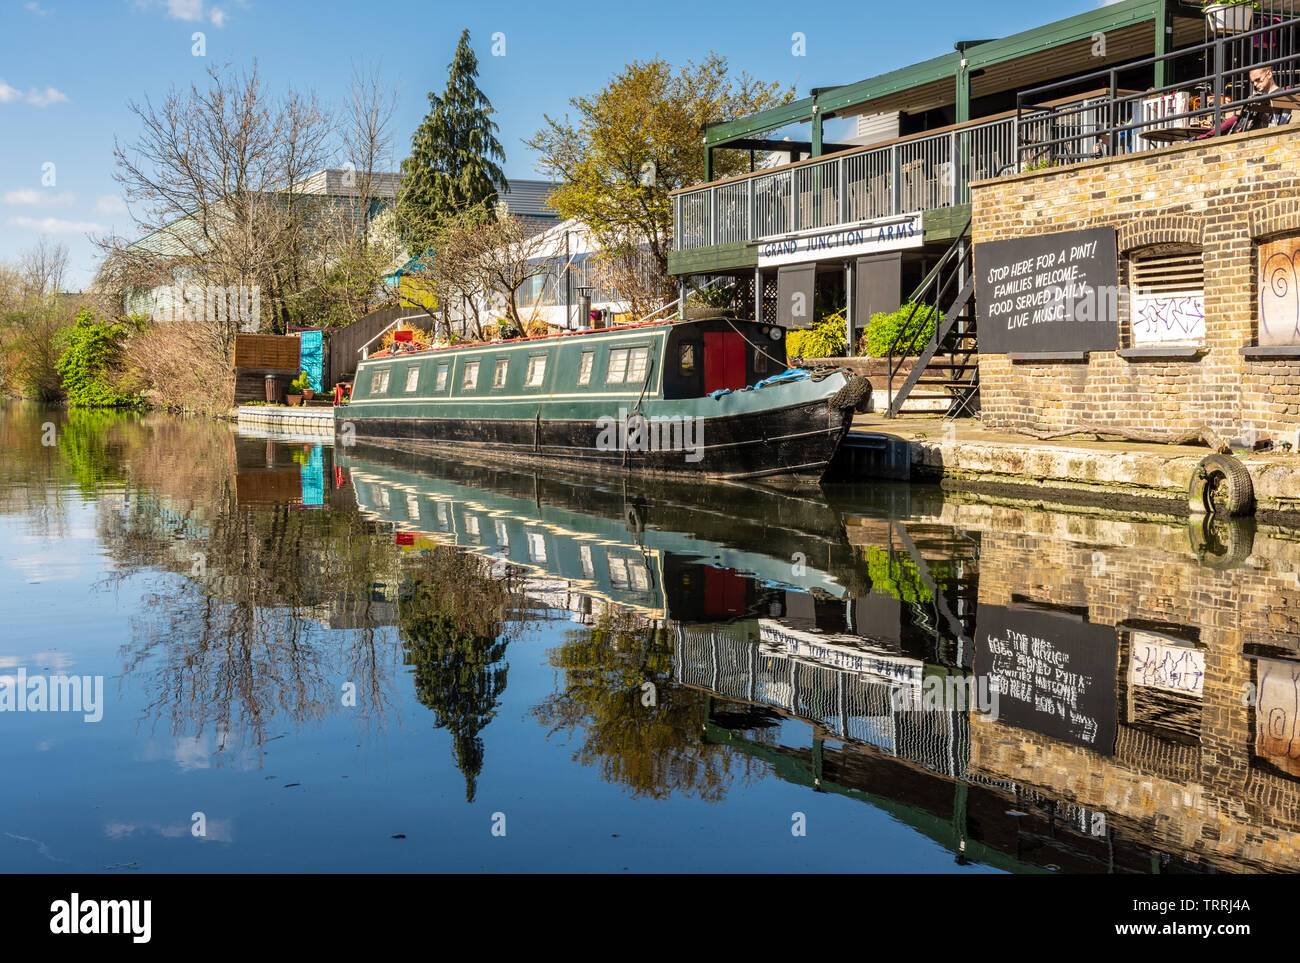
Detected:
[
  {"left": 107, "top": 457, "right": 407, "bottom": 765},
  {"left": 117, "top": 499, "right": 407, "bottom": 765},
  {"left": 399, "top": 548, "right": 517, "bottom": 802},
  {"left": 0, "top": 404, "right": 127, "bottom": 537},
  {"left": 531, "top": 610, "right": 756, "bottom": 802}
]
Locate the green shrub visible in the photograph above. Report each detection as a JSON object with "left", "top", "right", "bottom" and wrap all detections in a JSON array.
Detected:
[
  {"left": 786, "top": 312, "right": 847, "bottom": 359},
  {"left": 861, "top": 303, "right": 936, "bottom": 358},
  {"left": 55, "top": 309, "right": 141, "bottom": 408},
  {"left": 289, "top": 371, "right": 312, "bottom": 393}
]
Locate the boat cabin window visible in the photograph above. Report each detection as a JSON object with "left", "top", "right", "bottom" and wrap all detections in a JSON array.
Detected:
[
  {"left": 524, "top": 354, "right": 547, "bottom": 387},
  {"left": 492, "top": 357, "right": 509, "bottom": 388},
  {"left": 577, "top": 350, "right": 595, "bottom": 386},
  {"left": 626, "top": 346, "right": 650, "bottom": 382},
  {"left": 371, "top": 367, "right": 390, "bottom": 393},
  {"left": 434, "top": 363, "right": 449, "bottom": 392},
  {"left": 607, "top": 348, "right": 629, "bottom": 383},
  {"left": 463, "top": 361, "right": 480, "bottom": 390},
  {"left": 679, "top": 343, "right": 696, "bottom": 375},
  {"left": 607, "top": 345, "right": 650, "bottom": 384},
  {"left": 404, "top": 365, "right": 420, "bottom": 392}
]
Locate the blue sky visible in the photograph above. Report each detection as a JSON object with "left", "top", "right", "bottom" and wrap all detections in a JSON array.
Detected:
[{"left": 0, "top": 0, "right": 1095, "bottom": 287}]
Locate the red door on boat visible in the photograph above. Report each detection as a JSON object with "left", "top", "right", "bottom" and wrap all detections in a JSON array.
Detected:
[{"left": 702, "top": 331, "right": 747, "bottom": 393}]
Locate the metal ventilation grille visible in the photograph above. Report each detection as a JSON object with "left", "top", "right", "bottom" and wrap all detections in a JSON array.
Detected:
[{"left": 1132, "top": 251, "right": 1205, "bottom": 296}]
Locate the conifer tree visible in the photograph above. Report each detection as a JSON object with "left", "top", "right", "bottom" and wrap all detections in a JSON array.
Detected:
[{"left": 398, "top": 29, "right": 508, "bottom": 254}]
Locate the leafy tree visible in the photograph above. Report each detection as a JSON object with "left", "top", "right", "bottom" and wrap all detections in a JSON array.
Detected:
[
  {"left": 397, "top": 30, "right": 508, "bottom": 255},
  {"left": 526, "top": 55, "right": 793, "bottom": 288},
  {"left": 55, "top": 308, "right": 142, "bottom": 408}
]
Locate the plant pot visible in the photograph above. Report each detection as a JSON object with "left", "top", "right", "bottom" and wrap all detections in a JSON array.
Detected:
[
  {"left": 302, "top": 388, "right": 315, "bottom": 402},
  {"left": 1206, "top": 2, "right": 1254, "bottom": 34},
  {"left": 286, "top": 394, "right": 302, "bottom": 407}
]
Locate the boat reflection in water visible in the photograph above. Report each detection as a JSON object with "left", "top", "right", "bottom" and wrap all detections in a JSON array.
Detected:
[{"left": 332, "top": 441, "right": 1300, "bottom": 874}]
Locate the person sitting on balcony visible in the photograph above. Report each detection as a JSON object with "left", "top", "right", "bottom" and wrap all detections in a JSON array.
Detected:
[
  {"left": 1241, "top": 66, "right": 1293, "bottom": 129},
  {"left": 1195, "top": 67, "right": 1293, "bottom": 139}
]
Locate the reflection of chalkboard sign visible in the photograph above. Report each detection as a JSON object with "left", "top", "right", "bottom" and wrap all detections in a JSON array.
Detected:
[
  {"left": 974, "top": 227, "right": 1119, "bottom": 354},
  {"left": 974, "top": 603, "right": 1119, "bottom": 754}
]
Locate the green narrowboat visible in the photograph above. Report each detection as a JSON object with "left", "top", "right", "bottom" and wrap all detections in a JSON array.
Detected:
[{"left": 338, "top": 317, "right": 869, "bottom": 480}]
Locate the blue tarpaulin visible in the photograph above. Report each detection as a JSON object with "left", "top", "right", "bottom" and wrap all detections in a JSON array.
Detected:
[{"left": 300, "top": 330, "right": 324, "bottom": 392}]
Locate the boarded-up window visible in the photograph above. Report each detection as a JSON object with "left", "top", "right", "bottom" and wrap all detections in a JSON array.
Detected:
[
  {"left": 1130, "top": 251, "right": 1205, "bottom": 346},
  {"left": 1259, "top": 236, "right": 1300, "bottom": 346}
]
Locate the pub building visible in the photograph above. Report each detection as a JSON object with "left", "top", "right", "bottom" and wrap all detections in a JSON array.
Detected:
[{"left": 671, "top": 0, "right": 1300, "bottom": 436}]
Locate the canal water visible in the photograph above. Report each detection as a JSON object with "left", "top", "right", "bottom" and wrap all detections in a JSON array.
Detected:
[{"left": 1, "top": 402, "right": 1297, "bottom": 873}]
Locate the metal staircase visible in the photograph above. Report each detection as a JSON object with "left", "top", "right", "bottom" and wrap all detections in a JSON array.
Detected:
[{"left": 885, "top": 221, "right": 978, "bottom": 418}]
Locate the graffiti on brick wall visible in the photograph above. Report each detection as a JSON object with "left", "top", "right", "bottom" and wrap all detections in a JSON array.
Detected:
[
  {"left": 1128, "top": 635, "right": 1205, "bottom": 695},
  {"left": 1131, "top": 294, "right": 1205, "bottom": 346},
  {"left": 1260, "top": 241, "right": 1300, "bottom": 347},
  {"left": 1256, "top": 657, "right": 1300, "bottom": 778}
]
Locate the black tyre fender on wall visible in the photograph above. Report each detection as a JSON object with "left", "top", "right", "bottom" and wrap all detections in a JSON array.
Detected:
[{"left": 1187, "top": 453, "right": 1255, "bottom": 518}]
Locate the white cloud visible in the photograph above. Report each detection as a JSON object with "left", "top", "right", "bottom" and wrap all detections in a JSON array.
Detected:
[
  {"left": 95, "top": 194, "right": 128, "bottom": 214},
  {"left": 2, "top": 189, "right": 74, "bottom": 206},
  {"left": 25, "top": 86, "right": 68, "bottom": 107},
  {"left": 154, "top": 0, "right": 227, "bottom": 26},
  {"left": 166, "top": 0, "right": 203, "bottom": 19},
  {"left": 0, "top": 79, "right": 68, "bottom": 107},
  {"left": 8, "top": 216, "right": 106, "bottom": 234},
  {"left": 25, "top": 2, "right": 52, "bottom": 14}
]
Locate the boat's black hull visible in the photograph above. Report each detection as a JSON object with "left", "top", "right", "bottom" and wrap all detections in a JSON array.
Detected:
[{"left": 336, "top": 396, "right": 855, "bottom": 480}]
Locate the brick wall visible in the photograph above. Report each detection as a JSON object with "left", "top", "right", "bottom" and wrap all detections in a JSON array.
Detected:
[{"left": 972, "top": 126, "right": 1300, "bottom": 442}]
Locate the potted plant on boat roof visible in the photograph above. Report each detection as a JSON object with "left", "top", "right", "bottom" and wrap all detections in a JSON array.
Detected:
[{"left": 1204, "top": 1, "right": 1258, "bottom": 35}]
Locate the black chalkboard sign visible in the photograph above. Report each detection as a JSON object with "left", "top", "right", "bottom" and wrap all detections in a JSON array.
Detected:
[
  {"left": 974, "top": 603, "right": 1119, "bottom": 754},
  {"left": 974, "top": 227, "right": 1119, "bottom": 354}
]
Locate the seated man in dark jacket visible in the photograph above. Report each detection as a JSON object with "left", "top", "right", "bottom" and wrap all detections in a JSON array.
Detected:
[{"left": 1195, "top": 67, "right": 1293, "bottom": 138}]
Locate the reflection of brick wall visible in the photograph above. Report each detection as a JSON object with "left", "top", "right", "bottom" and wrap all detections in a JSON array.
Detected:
[
  {"left": 961, "top": 505, "right": 1300, "bottom": 871},
  {"left": 972, "top": 126, "right": 1300, "bottom": 442}
]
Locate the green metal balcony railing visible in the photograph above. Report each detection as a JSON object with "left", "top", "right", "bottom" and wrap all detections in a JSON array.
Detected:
[{"left": 673, "top": 114, "right": 1019, "bottom": 252}]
